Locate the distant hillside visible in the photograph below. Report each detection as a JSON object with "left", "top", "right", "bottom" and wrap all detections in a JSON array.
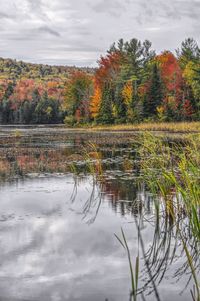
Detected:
[
  {"left": 0, "top": 57, "right": 95, "bottom": 125},
  {"left": 0, "top": 57, "right": 95, "bottom": 82}
]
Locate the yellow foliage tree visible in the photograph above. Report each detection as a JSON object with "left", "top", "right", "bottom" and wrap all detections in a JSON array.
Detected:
[
  {"left": 90, "top": 83, "right": 102, "bottom": 119},
  {"left": 183, "top": 61, "right": 200, "bottom": 100},
  {"left": 122, "top": 81, "right": 133, "bottom": 107},
  {"left": 122, "top": 81, "right": 134, "bottom": 121}
]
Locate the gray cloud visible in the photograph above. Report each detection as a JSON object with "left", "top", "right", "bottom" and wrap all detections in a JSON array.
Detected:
[
  {"left": 138, "top": 0, "right": 200, "bottom": 23},
  {"left": 48, "top": 44, "right": 103, "bottom": 52},
  {"left": 90, "top": 0, "right": 126, "bottom": 17},
  {"left": 0, "top": 0, "right": 199, "bottom": 66},
  {"left": 0, "top": 12, "right": 14, "bottom": 20},
  {"left": 38, "top": 26, "right": 61, "bottom": 37}
]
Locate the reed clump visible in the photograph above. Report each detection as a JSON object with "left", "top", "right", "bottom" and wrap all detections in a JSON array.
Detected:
[{"left": 137, "top": 132, "right": 200, "bottom": 300}]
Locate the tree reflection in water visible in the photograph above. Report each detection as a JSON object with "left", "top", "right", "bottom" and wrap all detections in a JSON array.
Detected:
[{"left": 70, "top": 172, "right": 200, "bottom": 301}]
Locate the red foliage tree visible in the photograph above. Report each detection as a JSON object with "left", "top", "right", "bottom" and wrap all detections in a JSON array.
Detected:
[
  {"left": 156, "top": 51, "right": 183, "bottom": 102},
  {"left": 95, "top": 51, "right": 122, "bottom": 87}
]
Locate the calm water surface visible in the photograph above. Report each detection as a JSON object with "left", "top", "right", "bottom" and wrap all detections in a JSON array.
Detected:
[{"left": 0, "top": 126, "right": 194, "bottom": 301}]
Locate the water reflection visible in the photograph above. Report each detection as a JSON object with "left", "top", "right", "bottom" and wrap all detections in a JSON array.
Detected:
[
  {"left": 0, "top": 176, "right": 135, "bottom": 301},
  {"left": 0, "top": 127, "right": 137, "bottom": 180},
  {"left": 69, "top": 176, "right": 199, "bottom": 300},
  {"left": 0, "top": 127, "right": 199, "bottom": 301}
]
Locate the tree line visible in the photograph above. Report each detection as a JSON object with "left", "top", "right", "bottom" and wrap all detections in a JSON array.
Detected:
[
  {"left": 0, "top": 80, "right": 65, "bottom": 124},
  {"left": 1, "top": 38, "right": 200, "bottom": 124}
]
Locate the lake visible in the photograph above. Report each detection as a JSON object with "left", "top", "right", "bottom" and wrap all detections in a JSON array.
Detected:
[{"left": 0, "top": 126, "right": 197, "bottom": 301}]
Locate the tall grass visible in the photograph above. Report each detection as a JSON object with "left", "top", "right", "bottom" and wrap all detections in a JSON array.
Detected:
[
  {"left": 137, "top": 132, "right": 200, "bottom": 300},
  {"left": 76, "top": 122, "right": 200, "bottom": 133}
]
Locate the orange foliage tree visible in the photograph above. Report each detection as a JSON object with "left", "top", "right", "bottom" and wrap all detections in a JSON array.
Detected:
[
  {"left": 90, "top": 79, "right": 102, "bottom": 119},
  {"left": 90, "top": 51, "right": 122, "bottom": 121}
]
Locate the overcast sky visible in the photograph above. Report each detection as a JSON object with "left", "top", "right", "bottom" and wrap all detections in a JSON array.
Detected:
[{"left": 0, "top": 0, "right": 199, "bottom": 66}]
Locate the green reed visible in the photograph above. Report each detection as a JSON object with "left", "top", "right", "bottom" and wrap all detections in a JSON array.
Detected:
[
  {"left": 115, "top": 228, "right": 139, "bottom": 301},
  {"left": 137, "top": 132, "right": 200, "bottom": 300}
]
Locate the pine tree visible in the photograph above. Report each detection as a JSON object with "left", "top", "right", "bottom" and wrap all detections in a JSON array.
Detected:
[
  {"left": 97, "top": 83, "right": 113, "bottom": 124},
  {"left": 114, "top": 83, "right": 127, "bottom": 123},
  {"left": 144, "top": 63, "right": 163, "bottom": 118},
  {"left": 177, "top": 38, "right": 200, "bottom": 68}
]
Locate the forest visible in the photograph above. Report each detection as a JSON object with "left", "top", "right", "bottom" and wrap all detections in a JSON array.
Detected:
[{"left": 0, "top": 37, "right": 200, "bottom": 125}]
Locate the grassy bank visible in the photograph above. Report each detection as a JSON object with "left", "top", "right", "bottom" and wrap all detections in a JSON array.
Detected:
[{"left": 72, "top": 122, "right": 200, "bottom": 133}]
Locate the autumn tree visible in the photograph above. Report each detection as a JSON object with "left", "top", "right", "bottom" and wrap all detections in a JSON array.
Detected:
[
  {"left": 91, "top": 50, "right": 122, "bottom": 123},
  {"left": 110, "top": 38, "right": 155, "bottom": 122},
  {"left": 183, "top": 62, "right": 200, "bottom": 118},
  {"left": 156, "top": 51, "right": 184, "bottom": 120},
  {"left": 90, "top": 79, "right": 101, "bottom": 120},
  {"left": 1, "top": 38, "right": 200, "bottom": 124},
  {"left": 63, "top": 71, "right": 93, "bottom": 124},
  {"left": 94, "top": 38, "right": 155, "bottom": 123}
]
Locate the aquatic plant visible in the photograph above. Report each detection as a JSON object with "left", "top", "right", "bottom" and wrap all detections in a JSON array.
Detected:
[
  {"left": 137, "top": 132, "right": 200, "bottom": 300},
  {"left": 115, "top": 228, "right": 140, "bottom": 301}
]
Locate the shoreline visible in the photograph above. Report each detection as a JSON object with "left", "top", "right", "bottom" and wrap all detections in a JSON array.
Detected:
[{"left": 0, "top": 122, "right": 200, "bottom": 134}]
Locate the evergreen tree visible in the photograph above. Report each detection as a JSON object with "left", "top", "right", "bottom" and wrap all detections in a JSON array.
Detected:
[
  {"left": 113, "top": 83, "right": 127, "bottom": 123},
  {"left": 2, "top": 99, "right": 12, "bottom": 124},
  {"left": 97, "top": 83, "right": 113, "bottom": 124},
  {"left": 177, "top": 38, "right": 200, "bottom": 68},
  {"left": 35, "top": 91, "right": 49, "bottom": 124},
  {"left": 144, "top": 63, "right": 163, "bottom": 118},
  {"left": 4, "top": 82, "right": 15, "bottom": 99}
]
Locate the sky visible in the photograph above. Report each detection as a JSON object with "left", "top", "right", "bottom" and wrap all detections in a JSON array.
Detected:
[{"left": 0, "top": 0, "right": 199, "bottom": 67}]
